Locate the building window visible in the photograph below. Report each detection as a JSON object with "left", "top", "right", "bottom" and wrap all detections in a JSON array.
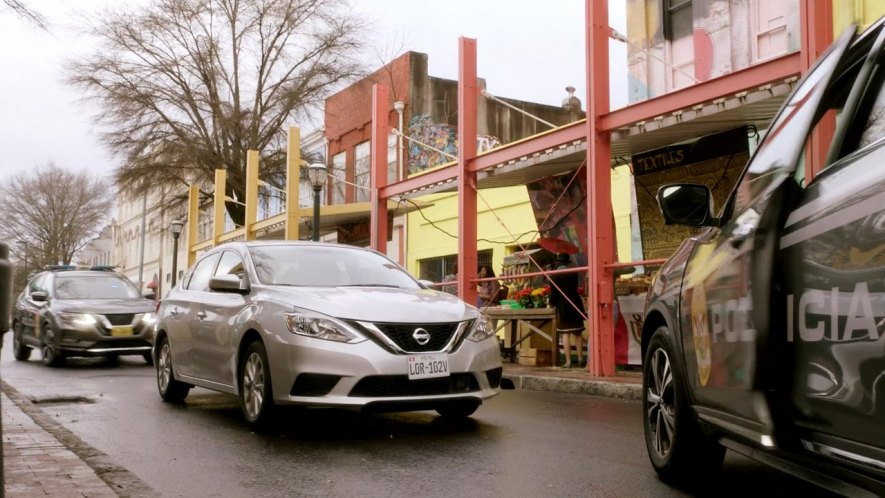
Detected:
[
  {"left": 354, "top": 141, "right": 370, "bottom": 202},
  {"left": 418, "top": 250, "right": 492, "bottom": 283},
  {"left": 751, "top": 0, "right": 787, "bottom": 62},
  {"left": 331, "top": 151, "right": 346, "bottom": 205},
  {"left": 665, "top": 0, "right": 694, "bottom": 90}
]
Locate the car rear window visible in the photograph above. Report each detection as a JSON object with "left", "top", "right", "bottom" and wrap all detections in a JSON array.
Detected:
[{"left": 54, "top": 274, "right": 141, "bottom": 300}]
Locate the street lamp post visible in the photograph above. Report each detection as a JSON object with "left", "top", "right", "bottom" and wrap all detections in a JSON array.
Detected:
[
  {"left": 307, "top": 163, "right": 328, "bottom": 242},
  {"left": 170, "top": 219, "right": 184, "bottom": 287}
]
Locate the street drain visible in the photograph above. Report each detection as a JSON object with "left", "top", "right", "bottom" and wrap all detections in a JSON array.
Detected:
[{"left": 30, "top": 396, "right": 96, "bottom": 405}]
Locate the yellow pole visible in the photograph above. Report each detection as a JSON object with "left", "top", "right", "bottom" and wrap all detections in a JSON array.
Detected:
[
  {"left": 285, "top": 127, "right": 301, "bottom": 240},
  {"left": 245, "top": 150, "right": 259, "bottom": 240},
  {"left": 213, "top": 169, "right": 227, "bottom": 245},
  {"left": 187, "top": 185, "right": 199, "bottom": 267}
]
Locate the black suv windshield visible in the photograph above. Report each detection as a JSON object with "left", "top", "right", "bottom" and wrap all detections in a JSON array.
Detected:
[{"left": 54, "top": 274, "right": 141, "bottom": 300}]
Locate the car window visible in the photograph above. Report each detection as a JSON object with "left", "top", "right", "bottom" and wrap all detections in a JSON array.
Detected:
[
  {"left": 858, "top": 73, "right": 885, "bottom": 149},
  {"left": 54, "top": 274, "right": 141, "bottom": 299},
  {"left": 186, "top": 253, "right": 221, "bottom": 292},
  {"left": 730, "top": 26, "right": 856, "bottom": 215},
  {"left": 28, "top": 274, "right": 47, "bottom": 295},
  {"left": 214, "top": 250, "right": 245, "bottom": 278},
  {"left": 248, "top": 245, "right": 420, "bottom": 289}
]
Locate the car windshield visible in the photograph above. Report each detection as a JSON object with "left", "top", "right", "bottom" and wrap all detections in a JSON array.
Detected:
[
  {"left": 248, "top": 245, "right": 421, "bottom": 289},
  {"left": 54, "top": 274, "right": 142, "bottom": 299}
]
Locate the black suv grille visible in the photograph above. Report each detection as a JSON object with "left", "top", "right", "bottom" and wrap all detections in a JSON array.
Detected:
[
  {"left": 349, "top": 374, "right": 479, "bottom": 397},
  {"left": 370, "top": 322, "right": 460, "bottom": 352},
  {"left": 103, "top": 314, "right": 135, "bottom": 326}
]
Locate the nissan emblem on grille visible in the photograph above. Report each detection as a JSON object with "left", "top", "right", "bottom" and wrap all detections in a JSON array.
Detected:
[{"left": 412, "top": 328, "right": 430, "bottom": 345}]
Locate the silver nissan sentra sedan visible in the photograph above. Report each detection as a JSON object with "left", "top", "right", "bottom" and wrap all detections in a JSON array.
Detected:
[{"left": 153, "top": 241, "right": 505, "bottom": 430}]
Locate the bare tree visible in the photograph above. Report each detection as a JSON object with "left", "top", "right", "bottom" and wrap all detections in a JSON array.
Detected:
[
  {"left": 67, "top": 0, "right": 368, "bottom": 225},
  {"left": 0, "top": 164, "right": 114, "bottom": 273},
  {"left": 2, "top": 0, "right": 47, "bottom": 29}
]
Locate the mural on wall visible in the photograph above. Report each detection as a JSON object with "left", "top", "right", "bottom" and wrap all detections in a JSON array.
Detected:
[
  {"left": 407, "top": 114, "right": 501, "bottom": 174},
  {"left": 408, "top": 115, "right": 457, "bottom": 174},
  {"left": 633, "top": 126, "right": 750, "bottom": 260},
  {"left": 526, "top": 168, "right": 588, "bottom": 267}
]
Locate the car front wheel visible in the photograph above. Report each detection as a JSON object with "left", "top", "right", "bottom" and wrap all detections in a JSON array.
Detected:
[
  {"left": 156, "top": 336, "right": 190, "bottom": 403},
  {"left": 12, "top": 322, "right": 32, "bottom": 361},
  {"left": 41, "top": 325, "right": 65, "bottom": 367},
  {"left": 240, "top": 340, "right": 276, "bottom": 431},
  {"left": 643, "top": 326, "right": 724, "bottom": 486}
]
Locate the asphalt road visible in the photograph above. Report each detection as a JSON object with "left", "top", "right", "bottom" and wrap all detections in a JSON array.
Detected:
[{"left": 1, "top": 334, "right": 838, "bottom": 498}]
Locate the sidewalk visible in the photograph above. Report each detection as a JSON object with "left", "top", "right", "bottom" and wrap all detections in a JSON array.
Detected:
[{"left": 2, "top": 365, "right": 641, "bottom": 497}]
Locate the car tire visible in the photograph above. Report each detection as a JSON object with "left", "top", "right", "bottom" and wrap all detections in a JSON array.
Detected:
[
  {"left": 643, "top": 326, "right": 724, "bottom": 486},
  {"left": 156, "top": 336, "right": 190, "bottom": 403},
  {"left": 40, "top": 325, "right": 65, "bottom": 367},
  {"left": 143, "top": 352, "right": 154, "bottom": 366},
  {"left": 12, "top": 322, "right": 32, "bottom": 361},
  {"left": 436, "top": 400, "right": 480, "bottom": 418},
  {"left": 239, "top": 340, "right": 277, "bottom": 431}
]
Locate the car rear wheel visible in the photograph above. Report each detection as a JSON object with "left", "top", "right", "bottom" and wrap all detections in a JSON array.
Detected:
[
  {"left": 240, "top": 340, "right": 276, "bottom": 431},
  {"left": 436, "top": 400, "right": 480, "bottom": 418},
  {"left": 12, "top": 322, "right": 32, "bottom": 361},
  {"left": 157, "top": 336, "right": 190, "bottom": 403},
  {"left": 40, "top": 326, "right": 65, "bottom": 367},
  {"left": 643, "top": 326, "right": 724, "bottom": 486}
]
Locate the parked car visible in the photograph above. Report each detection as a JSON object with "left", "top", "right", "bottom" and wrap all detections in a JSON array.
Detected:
[
  {"left": 641, "top": 19, "right": 885, "bottom": 496},
  {"left": 12, "top": 266, "right": 156, "bottom": 366},
  {"left": 153, "top": 241, "right": 505, "bottom": 430}
]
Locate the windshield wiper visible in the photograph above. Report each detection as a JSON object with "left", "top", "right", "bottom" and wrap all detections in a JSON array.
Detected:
[{"left": 338, "top": 283, "right": 400, "bottom": 288}]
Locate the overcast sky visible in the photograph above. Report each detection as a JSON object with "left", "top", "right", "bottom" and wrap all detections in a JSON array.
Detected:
[{"left": 0, "top": 0, "right": 627, "bottom": 183}]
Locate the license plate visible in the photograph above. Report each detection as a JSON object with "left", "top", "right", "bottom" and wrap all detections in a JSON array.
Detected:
[
  {"left": 407, "top": 353, "right": 450, "bottom": 380},
  {"left": 110, "top": 326, "right": 134, "bottom": 337}
]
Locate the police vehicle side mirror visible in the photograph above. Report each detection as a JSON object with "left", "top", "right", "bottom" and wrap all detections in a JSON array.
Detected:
[
  {"left": 418, "top": 279, "right": 435, "bottom": 289},
  {"left": 144, "top": 291, "right": 156, "bottom": 301},
  {"left": 30, "top": 291, "right": 48, "bottom": 303},
  {"left": 657, "top": 183, "right": 718, "bottom": 227},
  {"left": 209, "top": 274, "right": 250, "bottom": 294}
]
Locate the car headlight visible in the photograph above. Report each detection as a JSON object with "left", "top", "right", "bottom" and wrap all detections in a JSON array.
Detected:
[
  {"left": 59, "top": 313, "right": 98, "bottom": 328},
  {"left": 140, "top": 312, "right": 157, "bottom": 326},
  {"left": 284, "top": 309, "right": 366, "bottom": 344},
  {"left": 467, "top": 314, "right": 495, "bottom": 342}
]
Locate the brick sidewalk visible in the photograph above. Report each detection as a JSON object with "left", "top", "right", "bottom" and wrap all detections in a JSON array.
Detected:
[{"left": 2, "top": 392, "right": 118, "bottom": 497}]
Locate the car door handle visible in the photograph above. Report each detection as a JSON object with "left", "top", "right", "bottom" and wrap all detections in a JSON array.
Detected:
[{"left": 196, "top": 311, "right": 207, "bottom": 320}]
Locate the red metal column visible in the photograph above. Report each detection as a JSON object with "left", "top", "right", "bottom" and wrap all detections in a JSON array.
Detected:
[
  {"left": 371, "top": 84, "right": 390, "bottom": 253},
  {"left": 587, "top": 0, "right": 615, "bottom": 376},
  {"left": 457, "top": 37, "right": 479, "bottom": 305},
  {"left": 800, "top": 0, "right": 834, "bottom": 184}
]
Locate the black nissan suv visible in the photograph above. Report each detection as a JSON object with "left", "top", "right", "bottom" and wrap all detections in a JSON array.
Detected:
[
  {"left": 641, "top": 19, "right": 885, "bottom": 497},
  {"left": 12, "top": 266, "right": 156, "bottom": 366}
]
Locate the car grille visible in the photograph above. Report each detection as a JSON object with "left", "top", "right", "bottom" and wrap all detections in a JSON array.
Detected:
[
  {"left": 368, "top": 322, "right": 460, "bottom": 353},
  {"left": 290, "top": 374, "right": 341, "bottom": 397},
  {"left": 103, "top": 314, "right": 135, "bottom": 326},
  {"left": 349, "top": 374, "right": 479, "bottom": 397}
]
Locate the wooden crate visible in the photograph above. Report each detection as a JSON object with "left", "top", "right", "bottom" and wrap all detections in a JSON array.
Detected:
[{"left": 517, "top": 348, "right": 553, "bottom": 367}]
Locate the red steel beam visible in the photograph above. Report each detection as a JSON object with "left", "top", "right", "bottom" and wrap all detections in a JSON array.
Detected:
[
  {"left": 599, "top": 51, "right": 801, "bottom": 132},
  {"left": 457, "top": 37, "right": 479, "bottom": 306},
  {"left": 370, "top": 84, "right": 390, "bottom": 253},
  {"left": 801, "top": 0, "right": 834, "bottom": 183},
  {"left": 587, "top": 0, "right": 615, "bottom": 377}
]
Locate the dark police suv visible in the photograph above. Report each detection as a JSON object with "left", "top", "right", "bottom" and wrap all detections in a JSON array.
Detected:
[
  {"left": 641, "top": 19, "right": 885, "bottom": 496},
  {"left": 12, "top": 266, "right": 156, "bottom": 366}
]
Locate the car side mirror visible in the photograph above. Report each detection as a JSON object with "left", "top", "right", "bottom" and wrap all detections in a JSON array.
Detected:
[
  {"left": 30, "top": 291, "right": 48, "bottom": 302},
  {"left": 144, "top": 291, "right": 156, "bottom": 301},
  {"left": 657, "top": 183, "right": 717, "bottom": 227},
  {"left": 418, "top": 279, "right": 435, "bottom": 289},
  {"left": 209, "top": 274, "right": 250, "bottom": 294}
]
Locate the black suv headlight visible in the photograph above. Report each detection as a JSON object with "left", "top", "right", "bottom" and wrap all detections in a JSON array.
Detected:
[{"left": 58, "top": 312, "right": 99, "bottom": 329}]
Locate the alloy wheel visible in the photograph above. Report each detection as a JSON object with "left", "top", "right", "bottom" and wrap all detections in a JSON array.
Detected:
[
  {"left": 41, "top": 330, "right": 57, "bottom": 365},
  {"left": 158, "top": 343, "right": 173, "bottom": 393},
  {"left": 646, "top": 347, "right": 676, "bottom": 458},
  {"left": 242, "top": 352, "right": 265, "bottom": 420}
]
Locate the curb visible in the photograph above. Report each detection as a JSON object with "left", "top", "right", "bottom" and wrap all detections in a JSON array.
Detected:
[{"left": 503, "top": 374, "right": 642, "bottom": 401}]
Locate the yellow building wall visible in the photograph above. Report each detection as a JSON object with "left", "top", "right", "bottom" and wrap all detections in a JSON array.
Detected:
[
  {"left": 406, "top": 170, "right": 635, "bottom": 278},
  {"left": 833, "top": 0, "right": 885, "bottom": 35}
]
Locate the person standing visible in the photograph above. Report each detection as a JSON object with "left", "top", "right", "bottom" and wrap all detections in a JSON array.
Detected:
[
  {"left": 476, "top": 265, "right": 502, "bottom": 309},
  {"left": 549, "top": 252, "right": 585, "bottom": 368},
  {"left": 441, "top": 263, "right": 458, "bottom": 295}
]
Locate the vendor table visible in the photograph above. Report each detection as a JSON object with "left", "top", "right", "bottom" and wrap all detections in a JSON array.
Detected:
[{"left": 484, "top": 307, "right": 557, "bottom": 363}]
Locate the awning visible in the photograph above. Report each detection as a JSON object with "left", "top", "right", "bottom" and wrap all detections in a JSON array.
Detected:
[{"left": 503, "top": 248, "right": 542, "bottom": 267}]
